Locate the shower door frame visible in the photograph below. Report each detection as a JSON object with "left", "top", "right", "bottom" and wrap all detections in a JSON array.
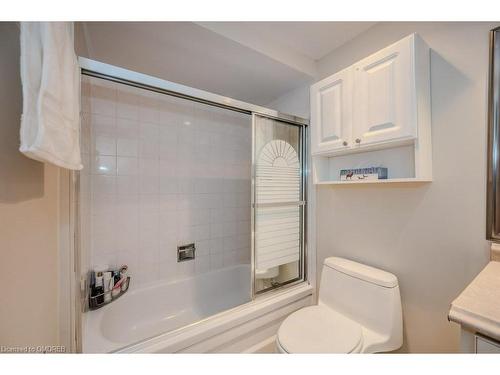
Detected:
[{"left": 60, "top": 57, "right": 313, "bottom": 352}]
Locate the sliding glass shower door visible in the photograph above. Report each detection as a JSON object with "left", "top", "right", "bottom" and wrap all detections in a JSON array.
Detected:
[{"left": 253, "top": 115, "right": 306, "bottom": 294}]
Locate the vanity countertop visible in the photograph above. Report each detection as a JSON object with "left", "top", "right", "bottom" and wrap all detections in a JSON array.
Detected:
[{"left": 449, "top": 261, "right": 500, "bottom": 340}]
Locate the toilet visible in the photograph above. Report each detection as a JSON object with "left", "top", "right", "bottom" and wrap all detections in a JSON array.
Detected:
[{"left": 276, "top": 257, "right": 403, "bottom": 353}]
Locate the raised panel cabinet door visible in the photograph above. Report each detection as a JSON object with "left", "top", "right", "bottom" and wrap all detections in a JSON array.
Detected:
[
  {"left": 310, "top": 67, "right": 352, "bottom": 155},
  {"left": 352, "top": 35, "right": 417, "bottom": 147}
]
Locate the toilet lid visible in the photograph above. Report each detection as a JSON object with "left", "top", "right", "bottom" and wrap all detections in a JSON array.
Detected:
[{"left": 277, "top": 305, "right": 363, "bottom": 353}]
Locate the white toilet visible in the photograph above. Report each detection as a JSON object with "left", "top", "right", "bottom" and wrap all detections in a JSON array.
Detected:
[{"left": 276, "top": 257, "right": 403, "bottom": 353}]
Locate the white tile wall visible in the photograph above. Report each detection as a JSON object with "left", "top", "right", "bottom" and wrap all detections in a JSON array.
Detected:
[{"left": 80, "top": 76, "right": 251, "bottom": 288}]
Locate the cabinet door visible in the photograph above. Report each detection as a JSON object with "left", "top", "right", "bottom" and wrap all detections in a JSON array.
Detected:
[
  {"left": 475, "top": 335, "right": 500, "bottom": 353},
  {"left": 352, "top": 35, "right": 417, "bottom": 147},
  {"left": 310, "top": 68, "right": 352, "bottom": 155}
]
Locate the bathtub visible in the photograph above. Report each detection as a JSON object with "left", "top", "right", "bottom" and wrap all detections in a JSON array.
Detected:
[{"left": 83, "top": 265, "right": 313, "bottom": 353}]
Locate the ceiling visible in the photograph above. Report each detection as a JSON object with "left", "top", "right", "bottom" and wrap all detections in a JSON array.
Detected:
[
  {"left": 76, "top": 22, "right": 375, "bottom": 106},
  {"left": 197, "top": 22, "right": 376, "bottom": 61}
]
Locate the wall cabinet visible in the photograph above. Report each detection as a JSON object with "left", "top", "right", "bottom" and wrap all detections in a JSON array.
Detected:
[
  {"left": 352, "top": 35, "right": 416, "bottom": 147},
  {"left": 310, "top": 33, "right": 432, "bottom": 185},
  {"left": 310, "top": 67, "right": 352, "bottom": 154}
]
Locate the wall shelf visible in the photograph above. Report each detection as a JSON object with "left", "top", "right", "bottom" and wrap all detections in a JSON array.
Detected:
[
  {"left": 316, "top": 177, "right": 432, "bottom": 186},
  {"left": 312, "top": 143, "right": 432, "bottom": 185}
]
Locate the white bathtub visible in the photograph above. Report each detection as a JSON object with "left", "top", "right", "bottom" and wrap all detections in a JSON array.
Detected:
[{"left": 83, "top": 265, "right": 313, "bottom": 353}]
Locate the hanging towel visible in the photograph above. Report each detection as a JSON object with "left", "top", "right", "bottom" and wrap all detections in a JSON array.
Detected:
[{"left": 19, "top": 22, "right": 83, "bottom": 170}]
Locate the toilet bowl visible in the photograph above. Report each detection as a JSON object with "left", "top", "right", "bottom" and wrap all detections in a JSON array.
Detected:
[
  {"left": 276, "top": 305, "right": 364, "bottom": 353},
  {"left": 276, "top": 257, "right": 403, "bottom": 353}
]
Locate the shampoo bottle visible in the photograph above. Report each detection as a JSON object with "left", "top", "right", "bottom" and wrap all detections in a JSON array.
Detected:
[{"left": 103, "top": 272, "right": 112, "bottom": 302}]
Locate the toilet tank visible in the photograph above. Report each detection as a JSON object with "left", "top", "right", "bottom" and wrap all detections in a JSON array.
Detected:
[{"left": 319, "top": 257, "right": 402, "bottom": 351}]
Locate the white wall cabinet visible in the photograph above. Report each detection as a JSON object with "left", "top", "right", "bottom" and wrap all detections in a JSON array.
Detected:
[
  {"left": 310, "top": 33, "right": 432, "bottom": 185},
  {"left": 352, "top": 35, "right": 416, "bottom": 147},
  {"left": 310, "top": 67, "right": 352, "bottom": 154}
]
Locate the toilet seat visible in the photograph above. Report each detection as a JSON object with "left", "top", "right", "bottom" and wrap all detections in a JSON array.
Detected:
[{"left": 277, "top": 305, "right": 363, "bottom": 353}]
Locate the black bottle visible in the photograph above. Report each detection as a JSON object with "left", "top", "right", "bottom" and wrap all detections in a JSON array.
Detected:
[
  {"left": 89, "top": 271, "right": 96, "bottom": 309},
  {"left": 94, "top": 271, "right": 105, "bottom": 305}
]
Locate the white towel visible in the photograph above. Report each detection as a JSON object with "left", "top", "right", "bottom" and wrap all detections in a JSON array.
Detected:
[{"left": 19, "top": 22, "right": 83, "bottom": 170}]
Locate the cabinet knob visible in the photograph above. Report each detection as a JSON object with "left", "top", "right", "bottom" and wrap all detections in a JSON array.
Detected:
[
  {"left": 342, "top": 141, "right": 348, "bottom": 146},
  {"left": 355, "top": 138, "right": 361, "bottom": 144}
]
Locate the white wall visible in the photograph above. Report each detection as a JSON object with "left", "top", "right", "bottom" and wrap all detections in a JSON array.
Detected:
[
  {"left": 268, "top": 22, "right": 499, "bottom": 353},
  {"left": 266, "top": 85, "right": 310, "bottom": 119},
  {"left": 0, "top": 22, "right": 61, "bottom": 348}
]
